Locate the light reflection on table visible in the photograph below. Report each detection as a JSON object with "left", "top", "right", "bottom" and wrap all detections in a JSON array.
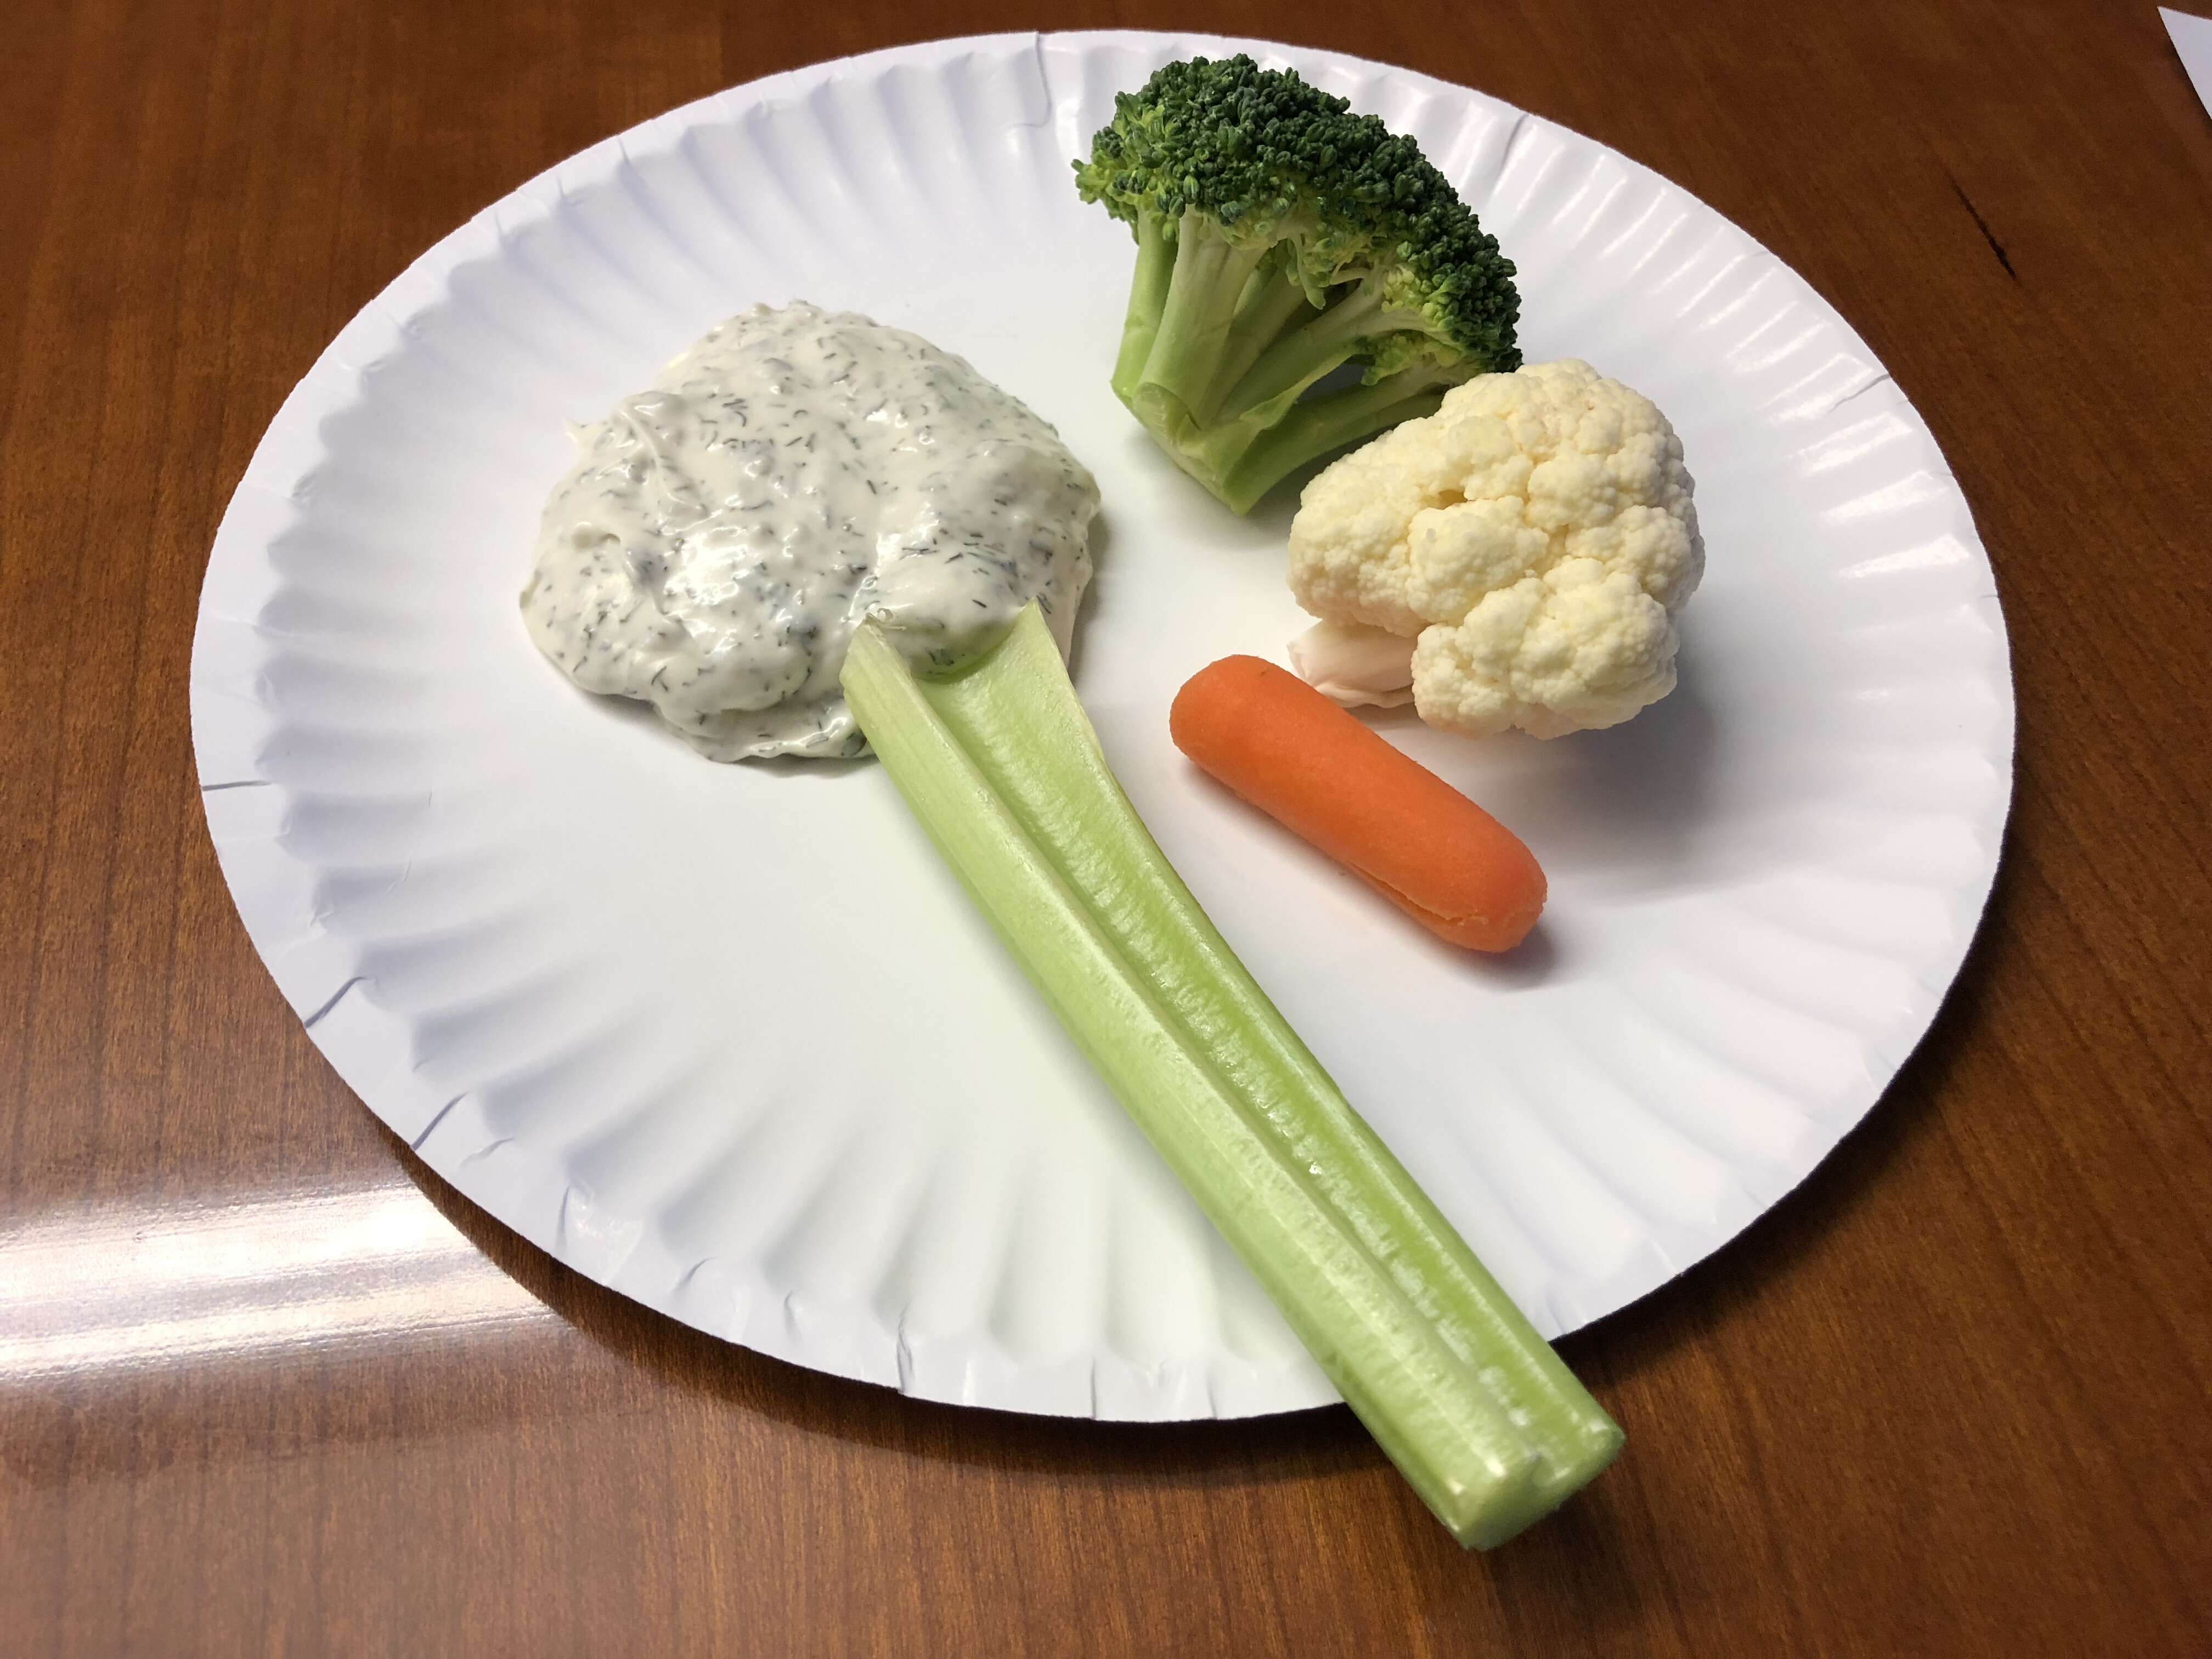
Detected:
[{"left": 0, "top": 1180, "right": 554, "bottom": 1384}]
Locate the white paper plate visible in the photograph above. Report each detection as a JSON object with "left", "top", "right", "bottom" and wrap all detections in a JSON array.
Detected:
[{"left": 191, "top": 31, "right": 2012, "bottom": 1419}]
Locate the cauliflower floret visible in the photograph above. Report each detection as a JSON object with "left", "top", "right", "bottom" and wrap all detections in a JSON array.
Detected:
[{"left": 1286, "top": 359, "right": 1702, "bottom": 738}]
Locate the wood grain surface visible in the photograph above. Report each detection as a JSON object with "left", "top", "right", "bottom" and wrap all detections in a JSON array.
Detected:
[{"left": 3, "top": 1, "right": 2208, "bottom": 1654}]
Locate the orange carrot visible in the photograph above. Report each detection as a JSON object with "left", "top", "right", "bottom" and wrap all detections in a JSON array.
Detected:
[{"left": 1169, "top": 656, "right": 1545, "bottom": 953}]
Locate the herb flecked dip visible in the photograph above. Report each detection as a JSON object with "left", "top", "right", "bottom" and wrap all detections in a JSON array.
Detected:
[{"left": 522, "top": 302, "right": 1099, "bottom": 759}]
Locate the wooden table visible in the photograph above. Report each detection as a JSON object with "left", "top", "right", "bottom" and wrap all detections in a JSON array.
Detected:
[{"left": 4, "top": 1, "right": 2207, "bottom": 1652}]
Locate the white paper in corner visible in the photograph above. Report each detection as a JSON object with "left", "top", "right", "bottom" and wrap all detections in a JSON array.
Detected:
[{"left": 2164, "top": 8, "right": 2212, "bottom": 117}]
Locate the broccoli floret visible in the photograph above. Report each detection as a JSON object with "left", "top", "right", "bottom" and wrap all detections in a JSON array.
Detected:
[{"left": 1074, "top": 55, "right": 1522, "bottom": 514}]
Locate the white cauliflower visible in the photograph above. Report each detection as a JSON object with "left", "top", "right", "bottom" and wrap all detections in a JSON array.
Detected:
[{"left": 1285, "top": 359, "right": 1702, "bottom": 738}]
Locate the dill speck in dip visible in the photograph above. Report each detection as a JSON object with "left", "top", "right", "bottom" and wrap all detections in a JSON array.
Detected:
[{"left": 521, "top": 302, "right": 1099, "bottom": 759}]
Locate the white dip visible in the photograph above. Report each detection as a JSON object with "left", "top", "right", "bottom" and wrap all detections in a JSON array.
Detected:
[{"left": 522, "top": 302, "right": 1099, "bottom": 759}]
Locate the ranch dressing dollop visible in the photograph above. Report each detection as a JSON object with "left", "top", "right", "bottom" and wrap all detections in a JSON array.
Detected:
[{"left": 522, "top": 303, "right": 1098, "bottom": 759}]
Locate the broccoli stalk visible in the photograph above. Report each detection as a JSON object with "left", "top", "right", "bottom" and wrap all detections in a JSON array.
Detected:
[{"left": 1077, "top": 57, "right": 1522, "bottom": 514}]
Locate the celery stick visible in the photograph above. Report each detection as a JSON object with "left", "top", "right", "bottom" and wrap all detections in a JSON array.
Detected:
[
  {"left": 842, "top": 610, "right": 1621, "bottom": 1547},
  {"left": 922, "top": 610, "right": 1623, "bottom": 1515}
]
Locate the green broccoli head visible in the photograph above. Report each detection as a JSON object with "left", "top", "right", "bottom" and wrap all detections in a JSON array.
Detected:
[{"left": 1075, "top": 56, "right": 1521, "bottom": 511}]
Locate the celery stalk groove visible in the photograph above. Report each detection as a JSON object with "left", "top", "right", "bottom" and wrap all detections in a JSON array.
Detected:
[{"left": 841, "top": 608, "right": 1622, "bottom": 1547}]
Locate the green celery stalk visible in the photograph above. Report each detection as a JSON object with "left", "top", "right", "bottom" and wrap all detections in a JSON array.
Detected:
[{"left": 842, "top": 607, "right": 1622, "bottom": 1547}]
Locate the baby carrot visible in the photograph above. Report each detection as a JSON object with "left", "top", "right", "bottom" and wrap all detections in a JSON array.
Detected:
[{"left": 1170, "top": 656, "right": 1545, "bottom": 952}]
